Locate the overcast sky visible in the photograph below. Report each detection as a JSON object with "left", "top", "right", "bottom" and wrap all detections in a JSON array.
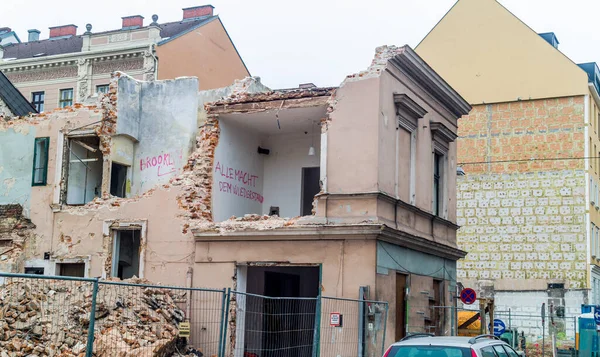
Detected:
[{"left": 2, "top": 0, "right": 600, "bottom": 89}]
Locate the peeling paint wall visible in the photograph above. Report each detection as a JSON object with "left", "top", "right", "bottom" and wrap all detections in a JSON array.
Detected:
[
  {"left": 0, "top": 127, "right": 36, "bottom": 212},
  {"left": 0, "top": 96, "right": 13, "bottom": 117},
  {"left": 116, "top": 75, "right": 200, "bottom": 195}
]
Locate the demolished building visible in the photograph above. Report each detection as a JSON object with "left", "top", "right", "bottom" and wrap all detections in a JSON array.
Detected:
[{"left": 0, "top": 44, "right": 470, "bottom": 349}]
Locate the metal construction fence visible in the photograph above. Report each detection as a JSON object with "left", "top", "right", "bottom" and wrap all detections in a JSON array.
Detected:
[{"left": 0, "top": 273, "right": 388, "bottom": 357}]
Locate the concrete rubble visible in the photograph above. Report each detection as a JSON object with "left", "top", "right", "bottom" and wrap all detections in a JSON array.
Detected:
[{"left": 0, "top": 277, "right": 207, "bottom": 357}]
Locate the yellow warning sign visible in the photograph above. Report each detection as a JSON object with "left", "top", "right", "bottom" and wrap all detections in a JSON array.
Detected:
[{"left": 178, "top": 321, "right": 191, "bottom": 338}]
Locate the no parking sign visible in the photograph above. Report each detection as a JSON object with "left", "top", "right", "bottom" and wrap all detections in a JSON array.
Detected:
[{"left": 460, "top": 288, "right": 477, "bottom": 305}]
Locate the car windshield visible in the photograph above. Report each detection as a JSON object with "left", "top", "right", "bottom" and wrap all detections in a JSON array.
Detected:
[{"left": 387, "top": 346, "right": 471, "bottom": 357}]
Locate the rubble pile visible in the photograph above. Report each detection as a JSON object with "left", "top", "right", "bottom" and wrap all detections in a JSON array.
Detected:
[{"left": 0, "top": 278, "right": 204, "bottom": 357}]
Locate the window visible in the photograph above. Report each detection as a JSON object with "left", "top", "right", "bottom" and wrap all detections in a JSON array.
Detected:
[
  {"left": 112, "top": 229, "right": 141, "bottom": 279},
  {"left": 59, "top": 88, "right": 73, "bottom": 108},
  {"left": 433, "top": 153, "right": 443, "bottom": 216},
  {"left": 57, "top": 263, "right": 85, "bottom": 277},
  {"left": 493, "top": 345, "right": 509, "bottom": 357},
  {"left": 96, "top": 85, "right": 109, "bottom": 94},
  {"left": 32, "top": 137, "right": 49, "bottom": 186},
  {"left": 385, "top": 346, "right": 470, "bottom": 357},
  {"left": 31, "top": 91, "right": 44, "bottom": 112},
  {"left": 110, "top": 162, "right": 128, "bottom": 198},
  {"left": 24, "top": 267, "right": 44, "bottom": 275},
  {"left": 480, "top": 347, "right": 497, "bottom": 357},
  {"left": 65, "top": 137, "right": 102, "bottom": 205}
]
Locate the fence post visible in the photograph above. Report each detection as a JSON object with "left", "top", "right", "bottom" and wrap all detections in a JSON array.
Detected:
[
  {"left": 312, "top": 295, "right": 322, "bottom": 357},
  {"left": 382, "top": 303, "right": 389, "bottom": 356},
  {"left": 358, "top": 287, "right": 366, "bottom": 357},
  {"left": 85, "top": 278, "right": 99, "bottom": 357},
  {"left": 219, "top": 288, "right": 231, "bottom": 357}
]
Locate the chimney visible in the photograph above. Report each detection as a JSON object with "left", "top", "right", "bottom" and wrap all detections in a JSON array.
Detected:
[
  {"left": 49, "top": 25, "right": 77, "bottom": 38},
  {"left": 182, "top": 5, "right": 214, "bottom": 20},
  {"left": 122, "top": 15, "right": 144, "bottom": 29},
  {"left": 28, "top": 29, "right": 40, "bottom": 42}
]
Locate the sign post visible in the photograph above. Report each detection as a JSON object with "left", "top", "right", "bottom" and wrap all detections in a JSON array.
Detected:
[{"left": 541, "top": 303, "right": 546, "bottom": 357}]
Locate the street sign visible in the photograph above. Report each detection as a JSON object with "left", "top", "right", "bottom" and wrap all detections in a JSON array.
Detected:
[
  {"left": 178, "top": 321, "right": 191, "bottom": 338},
  {"left": 460, "top": 288, "right": 477, "bottom": 305},
  {"left": 330, "top": 312, "right": 343, "bottom": 327},
  {"left": 594, "top": 309, "right": 600, "bottom": 326},
  {"left": 491, "top": 319, "right": 506, "bottom": 336}
]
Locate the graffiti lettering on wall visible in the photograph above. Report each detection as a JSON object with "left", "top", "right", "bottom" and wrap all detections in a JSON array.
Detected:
[
  {"left": 218, "top": 181, "right": 264, "bottom": 203},
  {"left": 215, "top": 161, "right": 263, "bottom": 203},
  {"left": 140, "top": 150, "right": 182, "bottom": 177}
]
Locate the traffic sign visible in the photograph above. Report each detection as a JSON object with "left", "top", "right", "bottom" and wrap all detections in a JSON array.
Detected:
[
  {"left": 594, "top": 310, "right": 600, "bottom": 325},
  {"left": 460, "top": 288, "right": 477, "bottom": 305},
  {"left": 491, "top": 319, "right": 506, "bottom": 336}
]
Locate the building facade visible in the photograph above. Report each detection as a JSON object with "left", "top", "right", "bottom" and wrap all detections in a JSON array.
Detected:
[
  {"left": 0, "top": 4, "right": 249, "bottom": 112},
  {"left": 0, "top": 45, "right": 470, "bottom": 351},
  {"left": 416, "top": 0, "right": 600, "bottom": 339}
]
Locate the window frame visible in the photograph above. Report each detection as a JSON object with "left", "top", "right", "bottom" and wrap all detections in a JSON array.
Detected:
[
  {"left": 59, "top": 88, "right": 74, "bottom": 108},
  {"left": 31, "top": 91, "right": 45, "bottom": 112},
  {"left": 32, "top": 137, "right": 50, "bottom": 186},
  {"left": 96, "top": 84, "right": 110, "bottom": 94}
]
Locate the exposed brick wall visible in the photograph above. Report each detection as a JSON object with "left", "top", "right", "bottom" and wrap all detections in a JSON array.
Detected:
[
  {"left": 456, "top": 96, "right": 587, "bottom": 289},
  {"left": 458, "top": 97, "right": 585, "bottom": 173},
  {"left": 183, "top": 5, "right": 214, "bottom": 19},
  {"left": 0, "top": 204, "right": 23, "bottom": 219}
]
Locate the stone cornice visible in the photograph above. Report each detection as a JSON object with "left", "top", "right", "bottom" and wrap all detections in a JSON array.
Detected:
[
  {"left": 0, "top": 47, "right": 147, "bottom": 72},
  {"left": 193, "top": 223, "right": 466, "bottom": 260},
  {"left": 430, "top": 121, "right": 458, "bottom": 143}
]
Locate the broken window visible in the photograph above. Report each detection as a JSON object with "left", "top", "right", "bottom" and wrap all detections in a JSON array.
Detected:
[
  {"left": 111, "top": 229, "right": 141, "bottom": 279},
  {"left": 32, "top": 137, "right": 49, "bottom": 186},
  {"left": 65, "top": 136, "right": 102, "bottom": 205},
  {"left": 24, "top": 267, "right": 44, "bottom": 275},
  {"left": 57, "top": 263, "right": 85, "bottom": 277},
  {"left": 110, "top": 162, "right": 128, "bottom": 198},
  {"left": 301, "top": 167, "right": 320, "bottom": 216}
]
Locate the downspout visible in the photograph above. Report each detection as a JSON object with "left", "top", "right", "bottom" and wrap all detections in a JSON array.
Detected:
[
  {"left": 585, "top": 94, "right": 591, "bottom": 292},
  {"left": 186, "top": 267, "right": 193, "bottom": 319}
]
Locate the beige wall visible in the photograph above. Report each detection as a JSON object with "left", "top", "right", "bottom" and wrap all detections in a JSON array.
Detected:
[
  {"left": 15, "top": 81, "right": 77, "bottom": 112},
  {"left": 416, "top": 0, "right": 588, "bottom": 105},
  {"left": 156, "top": 19, "right": 250, "bottom": 90}
]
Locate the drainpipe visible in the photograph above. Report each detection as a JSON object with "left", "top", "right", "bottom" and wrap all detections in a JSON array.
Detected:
[{"left": 186, "top": 267, "right": 193, "bottom": 320}]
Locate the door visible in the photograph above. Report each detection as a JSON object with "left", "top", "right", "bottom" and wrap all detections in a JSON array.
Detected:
[
  {"left": 301, "top": 167, "right": 320, "bottom": 216},
  {"left": 396, "top": 274, "right": 407, "bottom": 341}
]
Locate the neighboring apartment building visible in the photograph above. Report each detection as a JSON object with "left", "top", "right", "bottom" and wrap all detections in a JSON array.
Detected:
[
  {"left": 416, "top": 0, "right": 600, "bottom": 337},
  {"left": 0, "top": 4, "right": 249, "bottom": 112},
  {"left": 0, "top": 45, "right": 470, "bottom": 351}
]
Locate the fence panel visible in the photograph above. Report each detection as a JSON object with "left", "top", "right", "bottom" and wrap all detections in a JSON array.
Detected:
[
  {"left": 319, "top": 297, "right": 388, "bottom": 357},
  {"left": 0, "top": 273, "right": 226, "bottom": 357},
  {"left": 94, "top": 281, "right": 226, "bottom": 357},
  {"left": 226, "top": 291, "right": 318, "bottom": 357},
  {"left": 0, "top": 274, "right": 96, "bottom": 356}
]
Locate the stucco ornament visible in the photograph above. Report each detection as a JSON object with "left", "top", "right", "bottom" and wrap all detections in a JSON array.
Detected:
[{"left": 143, "top": 50, "right": 156, "bottom": 81}]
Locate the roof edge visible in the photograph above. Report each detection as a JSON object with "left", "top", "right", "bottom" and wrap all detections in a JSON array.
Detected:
[
  {"left": 391, "top": 46, "right": 472, "bottom": 117},
  {"left": 156, "top": 15, "right": 218, "bottom": 46}
]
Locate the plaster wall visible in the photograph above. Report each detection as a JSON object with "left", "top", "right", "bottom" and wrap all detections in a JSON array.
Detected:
[
  {"left": 13, "top": 80, "right": 78, "bottom": 112},
  {"left": 212, "top": 120, "right": 264, "bottom": 221},
  {"left": 261, "top": 131, "right": 321, "bottom": 218},
  {"left": 0, "top": 127, "right": 36, "bottom": 212},
  {"left": 157, "top": 19, "right": 250, "bottom": 90},
  {"left": 194, "top": 239, "right": 377, "bottom": 298},
  {"left": 116, "top": 76, "right": 199, "bottom": 195}
]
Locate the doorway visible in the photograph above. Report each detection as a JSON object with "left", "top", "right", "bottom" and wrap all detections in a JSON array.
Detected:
[
  {"left": 245, "top": 266, "right": 320, "bottom": 357},
  {"left": 396, "top": 273, "right": 407, "bottom": 341},
  {"left": 111, "top": 230, "right": 141, "bottom": 279},
  {"left": 301, "top": 167, "right": 320, "bottom": 216},
  {"left": 110, "top": 162, "right": 128, "bottom": 198}
]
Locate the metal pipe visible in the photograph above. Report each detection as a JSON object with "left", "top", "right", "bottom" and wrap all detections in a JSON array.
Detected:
[
  {"left": 85, "top": 278, "right": 99, "bottom": 357},
  {"left": 185, "top": 267, "right": 193, "bottom": 320}
]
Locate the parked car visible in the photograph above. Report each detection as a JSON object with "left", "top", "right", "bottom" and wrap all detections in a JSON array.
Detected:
[{"left": 383, "top": 334, "right": 526, "bottom": 357}]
